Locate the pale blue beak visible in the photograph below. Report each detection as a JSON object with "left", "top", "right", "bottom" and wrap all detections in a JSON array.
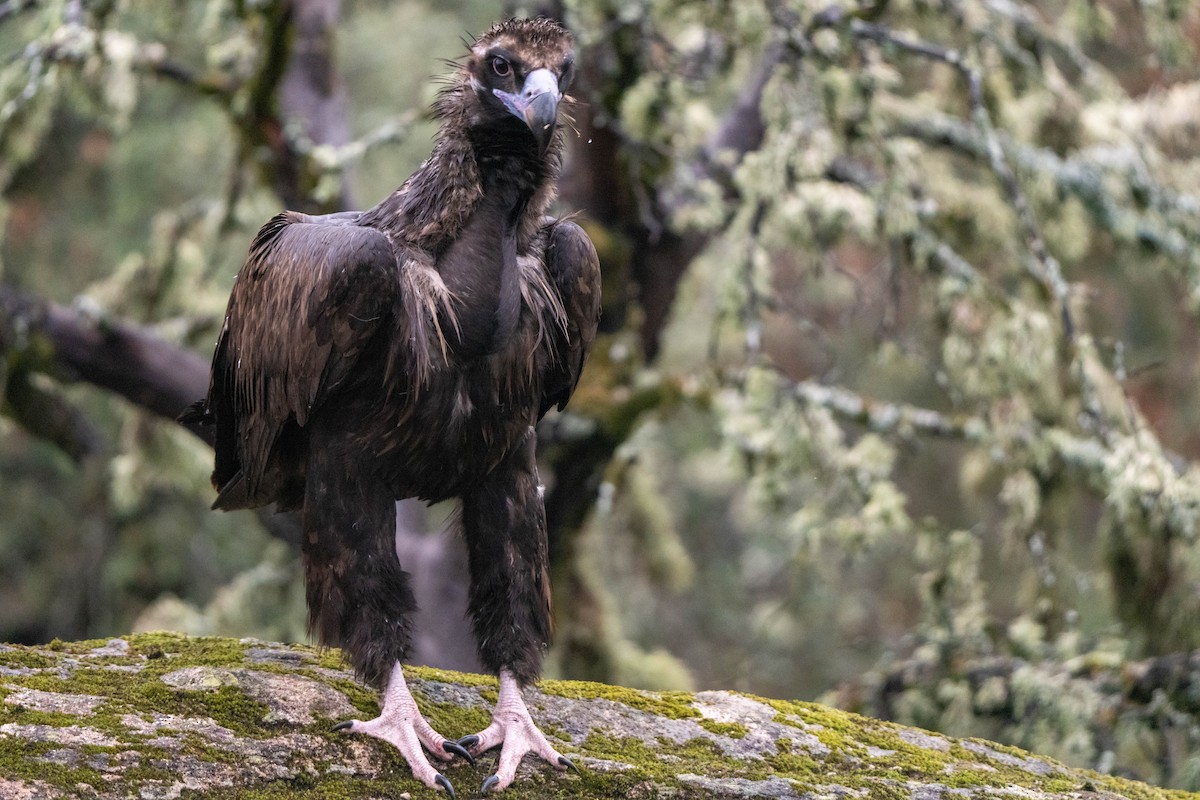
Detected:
[{"left": 493, "top": 68, "right": 561, "bottom": 152}]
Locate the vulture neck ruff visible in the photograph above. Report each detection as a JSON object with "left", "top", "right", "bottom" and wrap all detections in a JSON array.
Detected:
[
  {"left": 364, "top": 83, "right": 563, "bottom": 255},
  {"left": 358, "top": 23, "right": 570, "bottom": 355},
  {"left": 374, "top": 92, "right": 562, "bottom": 357}
]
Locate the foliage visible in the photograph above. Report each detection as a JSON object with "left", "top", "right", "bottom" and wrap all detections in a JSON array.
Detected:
[
  {"left": 0, "top": 0, "right": 493, "bottom": 645},
  {"left": 564, "top": 0, "right": 1200, "bottom": 787},
  {"left": 2, "top": 0, "right": 1200, "bottom": 791}
]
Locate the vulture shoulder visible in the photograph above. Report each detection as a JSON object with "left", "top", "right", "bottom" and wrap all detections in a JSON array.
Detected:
[
  {"left": 540, "top": 218, "right": 601, "bottom": 417},
  {"left": 205, "top": 211, "right": 409, "bottom": 509}
]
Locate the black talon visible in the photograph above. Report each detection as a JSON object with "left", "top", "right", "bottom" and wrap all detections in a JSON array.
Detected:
[
  {"left": 456, "top": 734, "right": 480, "bottom": 752},
  {"left": 558, "top": 755, "right": 579, "bottom": 773},
  {"left": 435, "top": 773, "right": 456, "bottom": 800},
  {"left": 332, "top": 720, "right": 355, "bottom": 732},
  {"left": 481, "top": 775, "right": 500, "bottom": 795},
  {"left": 442, "top": 739, "right": 476, "bottom": 765}
]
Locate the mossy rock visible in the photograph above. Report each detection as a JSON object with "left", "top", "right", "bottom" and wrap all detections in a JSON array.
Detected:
[{"left": 0, "top": 633, "right": 1193, "bottom": 798}]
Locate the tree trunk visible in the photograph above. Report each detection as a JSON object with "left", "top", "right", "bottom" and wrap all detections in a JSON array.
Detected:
[{"left": 276, "top": 0, "right": 355, "bottom": 211}]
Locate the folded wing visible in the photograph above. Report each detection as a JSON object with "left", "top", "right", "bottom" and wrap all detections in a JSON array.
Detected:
[
  {"left": 202, "top": 211, "right": 401, "bottom": 509},
  {"left": 540, "top": 219, "right": 601, "bottom": 417}
]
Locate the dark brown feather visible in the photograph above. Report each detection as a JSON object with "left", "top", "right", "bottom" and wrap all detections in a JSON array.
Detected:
[
  {"left": 185, "top": 18, "right": 598, "bottom": 690},
  {"left": 540, "top": 218, "right": 601, "bottom": 415}
]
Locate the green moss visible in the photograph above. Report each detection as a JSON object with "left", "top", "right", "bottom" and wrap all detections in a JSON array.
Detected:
[
  {"left": 851, "top": 782, "right": 911, "bottom": 800},
  {"left": 1087, "top": 773, "right": 1200, "bottom": 800},
  {"left": 539, "top": 679, "right": 700, "bottom": 719},
  {"left": 763, "top": 696, "right": 866, "bottom": 733},
  {"left": 191, "top": 777, "right": 425, "bottom": 799},
  {"left": 300, "top": 672, "right": 378, "bottom": 717},
  {"left": 0, "top": 645, "right": 56, "bottom": 669},
  {"left": 943, "top": 767, "right": 1012, "bottom": 788},
  {"left": 1043, "top": 777, "right": 1083, "bottom": 793},
  {"left": 415, "top": 699, "right": 492, "bottom": 740},
  {"left": 967, "top": 738, "right": 1034, "bottom": 759},
  {"left": 406, "top": 664, "right": 498, "bottom": 688},
  {"left": 164, "top": 684, "right": 276, "bottom": 736},
  {"left": 697, "top": 718, "right": 749, "bottom": 738},
  {"left": 192, "top": 766, "right": 630, "bottom": 800},
  {"left": 0, "top": 738, "right": 111, "bottom": 791},
  {"left": 580, "top": 730, "right": 765, "bottom": 785},
  {"left": 764, "top": 750, "right": 824, "bottom": 780},
  {"left": 302, "top": 646, "right": 345, "bottom": 672},
  {"left": 539, "top": 720, "right": 571, "bottom": 742},
  {"left": 0, "top": 708, "right": 82, "bottom": 728},
  {"left": 16, "top": 669, "right": 125, "bottom": 697},
  {"left": 128, "top": 631, "right": 250, "bottom": 666},
  {"left": 14, "top": 666, "right": 273, "bottom": 740},
  {"left": 751, "top": 695, "right": 1106, "bottom": 795}
]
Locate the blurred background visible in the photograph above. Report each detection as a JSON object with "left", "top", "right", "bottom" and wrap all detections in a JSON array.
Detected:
[{"left": 3, "top": 0, "right": 1200, "bottom": 789}]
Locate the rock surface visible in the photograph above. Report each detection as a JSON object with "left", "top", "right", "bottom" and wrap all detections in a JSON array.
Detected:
[{"left": 0, "top": 633, "right": 1193, "bottom": 799}]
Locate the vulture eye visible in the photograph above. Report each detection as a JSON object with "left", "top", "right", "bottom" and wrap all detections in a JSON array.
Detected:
[{"left": 491, "top": 56, "right": 511, "bottom": 77}]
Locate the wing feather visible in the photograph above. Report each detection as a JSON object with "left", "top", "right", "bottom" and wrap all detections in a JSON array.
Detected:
[
  {"left": 539, "top": 219, "right": 601, "bottom": 417},
  {"left": 209, "top": 211, "right": 400, "bottom": 505}
]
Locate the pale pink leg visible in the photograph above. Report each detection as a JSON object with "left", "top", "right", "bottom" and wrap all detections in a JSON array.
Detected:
[
  {"left": 335, "top": 663, "right": 472, "bottom": 797},
  {"left": 458, "top": 669, "right": 574, "bottom": 794}
]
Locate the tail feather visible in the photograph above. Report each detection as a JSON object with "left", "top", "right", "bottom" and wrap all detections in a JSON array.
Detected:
[
  {"left": 177, "top": 399, "right": 212, "bottom": 425},
  {"left": 211, "top": 471, "right": 250, "bottom": 510}
]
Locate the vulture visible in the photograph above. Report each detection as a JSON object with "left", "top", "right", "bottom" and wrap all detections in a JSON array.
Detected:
[{"left": 181, "top": 18, "right": 600, "bottom": 796}]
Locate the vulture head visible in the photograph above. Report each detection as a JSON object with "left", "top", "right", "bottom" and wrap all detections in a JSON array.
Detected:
[{"left": 457, "top": 18, "right": 576, "bottom": 154}]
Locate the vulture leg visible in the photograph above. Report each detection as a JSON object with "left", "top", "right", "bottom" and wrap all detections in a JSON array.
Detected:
[
  {"left": 457, "top": 429, "right": 570, "bottom": 791},
  {"left": 459, "top": 670, "right": 573, "bottom": 794},
  {"left": 301, "top": 429, "right": 465, "bottom": 794},
  {"left": 333, "top": 664, "right": 467, "bottom": 796}
]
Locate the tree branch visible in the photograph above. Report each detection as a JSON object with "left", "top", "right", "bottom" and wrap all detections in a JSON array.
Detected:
[
  {"left": 0, "top": 287, "right": 211, "bottom": 444},
  {"left": 792, "top": 379, "right": 985, "bottom": 441},
  {"left": 807, "top": 11, "right": 1078, "bottom": 343},
  {"left": 883, "top": 107, "right": 1200, "bottom": 273}
]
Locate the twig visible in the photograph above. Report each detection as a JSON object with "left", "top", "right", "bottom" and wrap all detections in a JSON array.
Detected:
[
  {"left": 742, "top": 200, "right": 768, "bottom": 361},
  {"left": 291, "top": 110, "right": 420, "bottom": 174},
  {"left": 792, "top": 378, "right": 985, "bottom": 441},
  {"left": 884, "top": 108, "right": 1200, "bottom": 273},
  {"left": 842, "top": 17, "right": 1077, "bottom": 342},
  {"left": 21, "top": 34, "right": 238, "bottom": 101}
]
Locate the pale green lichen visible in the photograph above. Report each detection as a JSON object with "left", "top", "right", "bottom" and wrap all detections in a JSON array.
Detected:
[{"left": 538, "top": 678, "right": 702, "bottom": 720}]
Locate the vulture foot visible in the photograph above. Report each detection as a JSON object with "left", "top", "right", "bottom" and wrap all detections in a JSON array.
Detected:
[
  {"left": 335, "top": 664, "right": 468, "bottom": 794},
  {"left": 458, "top": 670, "right": 573, "bottom": 793}
]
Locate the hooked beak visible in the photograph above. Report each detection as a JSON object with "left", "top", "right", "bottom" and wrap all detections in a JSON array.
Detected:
[{"left": 493, "top": 68, "right": 561, "bottom": 153}]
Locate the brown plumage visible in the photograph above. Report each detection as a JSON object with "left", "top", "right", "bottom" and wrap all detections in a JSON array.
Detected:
[{"left": 182, "top": 18, "right": 599, "bottom": 795}]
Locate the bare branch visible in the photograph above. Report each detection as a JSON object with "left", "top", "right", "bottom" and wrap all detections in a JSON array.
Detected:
[{"left": 0, "top": 287, "right": 211, "bottom": 444}]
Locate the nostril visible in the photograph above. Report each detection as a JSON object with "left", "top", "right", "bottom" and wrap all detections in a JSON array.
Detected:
[{"left": 521, "top": 69, "right": 559, "bottom": 102}]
